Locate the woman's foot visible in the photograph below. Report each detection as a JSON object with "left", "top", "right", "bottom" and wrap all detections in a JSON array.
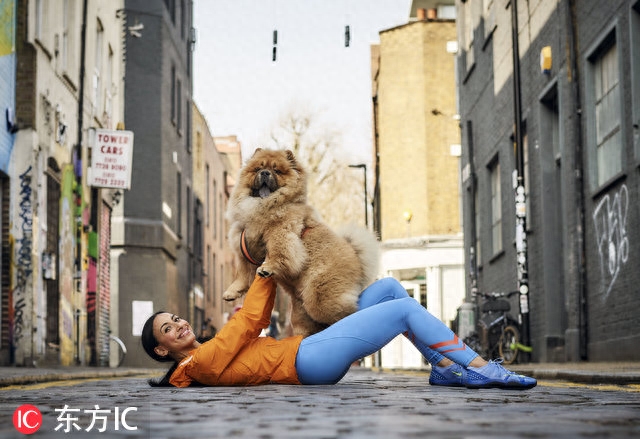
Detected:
[
  {"left": 429, "top": 363, "right": 466, "bottom": 387},
  {"left": 429, "top": 359, "right": 537, "bottom": 390},
  {"left": 465, "top": 359, "right": 537, "bottom": 389}
]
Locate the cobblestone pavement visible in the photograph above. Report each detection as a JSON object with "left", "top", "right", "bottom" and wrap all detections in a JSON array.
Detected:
[{"left": 2, "top": 368, "right": 640, "bottom": 438}]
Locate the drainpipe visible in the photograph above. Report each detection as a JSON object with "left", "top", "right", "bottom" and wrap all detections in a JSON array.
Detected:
[
  {"left": 566, "top": 0, "right": 587, "bottom": 360},
  {"left": 74, "top": 0, "right": 88, "bottom": 365},
  {"left": 510, "top": 0, "right": 531, "bottom": 361},
  {"left": 466, "top": 120, "right": 478, "bottom": 299},
  {"left": 372, "top": 94, "right": 381, "bottom": 239}
]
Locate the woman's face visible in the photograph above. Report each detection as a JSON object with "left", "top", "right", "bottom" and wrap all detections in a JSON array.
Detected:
[{"left": 152, "top": 313, "right": 197, "bottom": 359}]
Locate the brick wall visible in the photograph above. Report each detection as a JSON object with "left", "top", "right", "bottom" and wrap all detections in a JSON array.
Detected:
[{"left": 377, "top": 20, "right": 460, "bottom": 241}]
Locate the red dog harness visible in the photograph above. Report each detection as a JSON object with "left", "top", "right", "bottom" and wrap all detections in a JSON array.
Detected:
[
  {"left": 240, "top": 229, "right": 262, "bottom": 266},
  {"left": 240, "top": 228, "right": 311, "bottom": 266}
]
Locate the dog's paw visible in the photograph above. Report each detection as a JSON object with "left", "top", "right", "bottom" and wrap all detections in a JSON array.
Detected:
[
  {"left": 222, "top": 290, "right": 242, "bottom": 301},
  {"left": 257, "top": 264, "right": 273, "bottom": 278}
]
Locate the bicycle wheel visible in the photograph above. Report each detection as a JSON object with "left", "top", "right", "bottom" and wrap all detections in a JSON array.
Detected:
[
  {"left": 109, "top": 334, "right": 127, "bottom": 367},
  {"left": 498, "top": 325, "right": 519, "bottom": 365}
]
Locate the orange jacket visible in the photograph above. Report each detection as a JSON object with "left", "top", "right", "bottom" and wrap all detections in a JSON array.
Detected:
[{"left": 169, "top": 275, "right": 303, "bottom": 387}]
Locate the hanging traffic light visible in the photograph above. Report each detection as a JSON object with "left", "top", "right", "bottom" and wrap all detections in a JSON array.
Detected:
[{"left": 272, "top": 30, "right": 278, "bottom": 61}]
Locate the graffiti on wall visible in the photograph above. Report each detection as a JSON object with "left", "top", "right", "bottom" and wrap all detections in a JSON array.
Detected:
[
  {"left": 58, "top": 165, "right": 76, "bottom": 365},
  {"left": 593, "top": 184, "right": 629, "bottom": 301},
  {"left": 12, "top": 165, "right": 33, "bottom": 343}
]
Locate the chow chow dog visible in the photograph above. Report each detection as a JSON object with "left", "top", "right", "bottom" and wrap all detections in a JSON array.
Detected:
[{"left": 223, "top": 148, "right": 379, "bottom": 336}]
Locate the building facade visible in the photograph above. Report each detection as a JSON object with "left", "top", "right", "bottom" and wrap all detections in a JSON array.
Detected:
[
  {"left": 372, "top": 1, "right": 464, "bottom": 368},
  {"left": 456, "top": 0, "right": 640, "bottom": 362},
  {"left": 192, "top": 104, "right": 239, "bottom": 337},
  {"left": 112, "top": 0, "right": 197, "bottom": 367},
  {"left": 3, "top": 0, "right": 125, "bottom": 366}
]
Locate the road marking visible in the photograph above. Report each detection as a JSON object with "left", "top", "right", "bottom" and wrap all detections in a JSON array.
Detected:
[
  {"left": 538, "top": 380, "right": 640, "bottom": 393},
  {"left": 0, "top": 374, "right": 162, "bottom": 391},
  {"left": 377, "top": 369, "right": 640, "bottom": 393}
]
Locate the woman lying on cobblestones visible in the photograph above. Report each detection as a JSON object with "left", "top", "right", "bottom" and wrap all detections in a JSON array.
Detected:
[{"left": 141, "top": 275, "right": 536, "bottom": 390}]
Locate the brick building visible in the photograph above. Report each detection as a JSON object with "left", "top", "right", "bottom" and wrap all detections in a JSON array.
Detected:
[
  {"left": 191, "top": 105, "right": 239, "bottom": 337},
  {"left": 456, "top": 0, "right": 640, "bottom": 362},
  {"left": 4, "top": 0, "right": 125, "bottom": 366},
  {"left": 372, "top": 1, "right": 463, "bottom": 367},
  {"left": 112, "top": 0, "right": 198, "bottom": 367}
]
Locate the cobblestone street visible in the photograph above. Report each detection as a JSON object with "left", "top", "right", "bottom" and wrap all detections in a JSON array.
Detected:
[{"left": 2, "top": 368, "right": 640, "bottom": 438}]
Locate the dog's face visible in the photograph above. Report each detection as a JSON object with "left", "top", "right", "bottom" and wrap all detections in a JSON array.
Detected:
[{"left": 239, "top": 148, "right": 305, "bottom": 200}]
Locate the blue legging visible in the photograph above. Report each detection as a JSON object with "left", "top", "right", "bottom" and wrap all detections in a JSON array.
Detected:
[{"left": 295, "top": 277, "right": 478, "bottom": 385}]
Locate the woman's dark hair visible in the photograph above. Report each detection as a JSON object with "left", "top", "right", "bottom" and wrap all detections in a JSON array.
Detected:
[{"left": 141, "top": 311, "right": 178, "bottom": 387}]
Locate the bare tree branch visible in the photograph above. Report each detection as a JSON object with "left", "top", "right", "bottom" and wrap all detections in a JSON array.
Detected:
[{"left": 266, "top": 108, "right": 366, "bottom": 228}]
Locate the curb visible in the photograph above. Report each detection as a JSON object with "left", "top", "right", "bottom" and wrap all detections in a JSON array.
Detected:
[{"left": 0, "top": 368, "right": 162, "bottom": 387}]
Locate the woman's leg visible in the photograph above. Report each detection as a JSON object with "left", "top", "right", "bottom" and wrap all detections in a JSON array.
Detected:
[
  {"left": 357, "top": 278, "right": 449, "bottom": 366},
  {"left": 296, "top": 287, "right": 478, "bottom": 385}
]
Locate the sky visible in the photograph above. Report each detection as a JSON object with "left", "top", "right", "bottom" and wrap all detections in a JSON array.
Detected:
[{"left": 192, "top": 0, "right": 412, "bottom": 165}]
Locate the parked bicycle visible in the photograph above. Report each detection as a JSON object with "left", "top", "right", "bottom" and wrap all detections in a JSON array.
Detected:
[
  {"left": 109, "top": 333, "right": 127, "bottom": 367},
  {"left": 460, "top": 290, "right": 529, "bottom": 365}
]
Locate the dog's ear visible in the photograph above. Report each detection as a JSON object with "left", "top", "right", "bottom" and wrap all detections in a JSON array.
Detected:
[
  {"left": 252, "top": 148, "right": 263, "bottom": 156},
  {"left": 285, "top": 149, "right": 297, "bottom": 164}
]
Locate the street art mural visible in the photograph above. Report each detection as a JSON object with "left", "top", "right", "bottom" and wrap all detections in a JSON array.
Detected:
[
  {"left": 11, "top": 166, "right": 34, "bottom": 361},
  {"left": 593, "top": 184, "right": 629, "bottom": 301},
  {"left": 0, "top": 0, "right": 16, "bottom": 172},
  {"left": 59, "top": 165, "right": 76, "bottom": 365}
]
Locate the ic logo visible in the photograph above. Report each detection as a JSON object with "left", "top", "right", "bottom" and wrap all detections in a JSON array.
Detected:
[{"left": 13, "top": 404, "right": 42, "bottom": 435}]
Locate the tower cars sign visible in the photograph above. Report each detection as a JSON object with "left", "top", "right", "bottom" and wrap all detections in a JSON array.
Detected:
[{"left": 88, "top": 129, "right": 134, "bottom": 189}]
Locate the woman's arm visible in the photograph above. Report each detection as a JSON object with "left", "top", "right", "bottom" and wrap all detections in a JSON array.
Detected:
[{"left": 176, "top": 275, "right": 277, "bottom": 384}]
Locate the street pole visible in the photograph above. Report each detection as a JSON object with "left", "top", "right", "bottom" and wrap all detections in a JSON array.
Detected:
[
  {"left": 73, "top": 0, "right": 89, "bottom": 365},
  {"left": 348, "top": 164, "right": 368, "bottom": 228},
  {"left": 510, "top": 0, "right": 531, "bottom": 361}
]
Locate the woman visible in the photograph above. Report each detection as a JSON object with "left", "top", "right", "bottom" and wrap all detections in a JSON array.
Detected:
[{"left": 142, "top": 274, "right": 536, "bottom": 389}]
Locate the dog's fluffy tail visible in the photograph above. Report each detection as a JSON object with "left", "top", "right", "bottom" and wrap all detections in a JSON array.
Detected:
[{"left": 338, "top": 224, "right": 380, "bottom": 288}]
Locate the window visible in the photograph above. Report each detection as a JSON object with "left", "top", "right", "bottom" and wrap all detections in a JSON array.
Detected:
[
  {"left": 207, "top": 245, "right": 213, "bottom": 304},
  {"left": 490, "top": 160, "right": 502, "bottom": 255},
  {"left": 474, "top": 189, "right": 481, "bottom": 266},
  {"left": 218, "top": 193, "right": 223, "bottom": 248},
  {"left": 522, "top": 125, "right": 531, "bottom": 230},
  {"left": 93, "top": 20, "right": 104, "bottom": 116},
  {"left": 482, "top": 0, "right": 496, "bottom": 40},
  {"left": 177, "top": 172, "right": 182, "bottom": 236},
  {"left": 186, "top": 185, "right": 191, "bottom": 248},
  {"left": 205, "top": 162, "right": 210, "bottom": 227},
  {"left": 213, "top": 179, "right": 217, "bottom": 240},
  {"left": 177, "top": 79, "right": 182, "bottom": 134},
  {"left": 186, "top": 99, "right": 191, "bottom": 149},
  {"left": 165, "top": 0, "right": 176, "bottom": 23},
  {"left": 35, "top": 0, "right": 44, "bottom": 41},
  {"left": 194, "top": 198, "right": 202, "bottom": 258},
  {"left": 460, "top": 0, "right": 475, "bottom": 74},
  {"left": 587, "top": 32, "right": 622, "bottom": 188},
  {"left": 180, "top": 0, "right": 187, "bottom": 39},
  {"left": 104, "top": 46, "right": 114, "bottom": 125},
  {"left": 541, "top": 85, "right": 561, "bottom": 161},
  {"left": 171, "top": 64, "right": 176, "bottom": 124},
  {"left": 62, "top": 0, "right": 69, "bottom": 71}
]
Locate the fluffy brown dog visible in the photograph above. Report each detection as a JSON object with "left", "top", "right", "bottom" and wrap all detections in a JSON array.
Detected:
[{"left": 223, "top": 148, "right": 379, "bottom": 336}]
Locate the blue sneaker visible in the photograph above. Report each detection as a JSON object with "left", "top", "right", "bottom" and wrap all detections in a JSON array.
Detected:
[
  {"left": 465, "top": 359, "right": 537, "bottom": 389},
  {"left": 429, "top": 363, "right": 466, "bottom": 387}
]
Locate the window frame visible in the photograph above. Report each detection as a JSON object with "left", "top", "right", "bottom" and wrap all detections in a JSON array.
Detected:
[
  {"left": 489, "top": 158, "right": 502, "bottom": 256},
  {"left": 584, "top": 23, "right": 625, "bottom": 192}
]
